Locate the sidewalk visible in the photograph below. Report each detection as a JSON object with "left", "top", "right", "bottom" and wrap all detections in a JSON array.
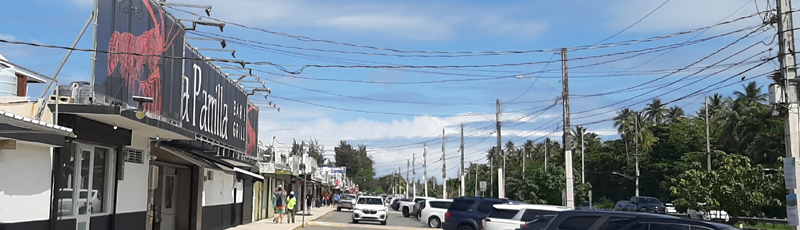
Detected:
[{"left": 227, "top": 205, "right": 337, "bottom": 230}]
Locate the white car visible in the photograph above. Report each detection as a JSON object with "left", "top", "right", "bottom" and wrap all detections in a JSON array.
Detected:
[
  {"left": 399, "top": 196, "right": 433, "bottom": 217},
  {"left": 58, "top": 188, "right": 102, "bottom": 215},
  {"left": 352, "top": 196, "right": 389, "bottom": 225},
  {"left": 707, "top": 210, "right": 731, "bottom": 222},
  {"left": 665, "top": 203, "right": 677, "bottom": 214},
  {"left": 419, "top": 198, "right": 452, "bottom": 228},
  {"left": 482, "top": 204, "right": 572, "bottom": 230}
]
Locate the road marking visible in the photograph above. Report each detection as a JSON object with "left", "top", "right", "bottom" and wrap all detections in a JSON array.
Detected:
[{"left": 308, "top": 221, "right": 431, "bottom": 230}]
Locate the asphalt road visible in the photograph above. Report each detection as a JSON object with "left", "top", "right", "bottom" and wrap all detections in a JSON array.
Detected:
[{"left": 304, "top": 208, "right": 433, "bottom": 230}]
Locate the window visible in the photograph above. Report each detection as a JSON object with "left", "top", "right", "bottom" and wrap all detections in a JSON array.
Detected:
[
  {"left": 597, "top": 216, "right": 639, "bottom": 230},
  {"left": 488, "top": 208, "right": 519, "bottom": 219},
  {"left": 477, "top": 201, "right": 501, "bottom": 213},
  {"left": 55, "top": 143, "right": 115, "bottom": 217},
  {"left": 557, "top": 216, "right": 600, "bottom": 230},
  {"left": 521, "top": 210, "right": 557, "bottom": 222},
  {"left": 358, "top": 198, "right": 383, "bottom": 205},
  {"left": 430, "top": 201, "right": 451, "bottom": 209},
  {"left": 648, "top": 223, "right": 691, "bottom": 230},
  {"left": 449, "top": 200, "right": 475, "bottom": 211}
]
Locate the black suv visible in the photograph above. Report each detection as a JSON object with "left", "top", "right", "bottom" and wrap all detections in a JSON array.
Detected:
[
  {"left": 542, "top": 210, "right": 678, "bottom": 230},
  {"left": 442, "top": 197, "right": 516, "bottom": 230}
]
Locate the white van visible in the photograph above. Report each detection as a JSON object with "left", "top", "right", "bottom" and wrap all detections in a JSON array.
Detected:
[{"left": 482, "top": 204, "right": 572, "bottom": 230}]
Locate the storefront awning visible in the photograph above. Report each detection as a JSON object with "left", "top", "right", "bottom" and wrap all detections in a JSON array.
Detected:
[
  {"left": 234, "top": 167, "right": 264, "bottom": 180},
  {"left": 0, "top": 109, "right": 75, "bottom": 146}
]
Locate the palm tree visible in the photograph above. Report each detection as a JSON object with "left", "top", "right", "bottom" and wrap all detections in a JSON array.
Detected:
[
  {"left": 666, "top": 106, "right": 685, "bottom": 123},
  {"left": 614, "top": 108, "right": 635, "bottom": 134},
  {"left": 733, "top": 81, "right": 768, "bottom": 108},
  {"left": 643, "top": 98, "right": 668, "bottom": 125}
]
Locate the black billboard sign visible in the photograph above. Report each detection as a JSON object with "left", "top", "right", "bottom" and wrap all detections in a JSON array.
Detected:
[
  {"left": 94, "top": 0, "right": 184, "bottom": 119},
  {"left": 181, "top": 48, "right": 248, "bottom": 149},
  {"left": 94, "top": 0, "right": 254, "bottom": 150}
]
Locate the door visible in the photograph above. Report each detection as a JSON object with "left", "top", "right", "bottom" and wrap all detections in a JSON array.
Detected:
[
  {"left": 75, "top": 147, "right": 94, "bottom": 230},
  {"left": 160, "top": 170, "right": 177, "bottom": 230}
]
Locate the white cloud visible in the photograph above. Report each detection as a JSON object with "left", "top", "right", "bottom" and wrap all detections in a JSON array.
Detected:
[
  {"left": 0, "top": 34, "right": 15, "bottom": 40},
  {"left": 604, "top": 0, "right": 756, "bottom": 33},
  {"left": 188, "top": 0, "right": 548, "bottom": 41}
]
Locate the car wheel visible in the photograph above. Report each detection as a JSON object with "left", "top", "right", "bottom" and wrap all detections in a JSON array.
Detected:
[
  {"left": 457, "top": 225, "right": 475, "bottom": 230},
  {"left": 417, "top": 212, "right": 421, "bottom": 219},
  {"left": 402, "top": 208, "right": 409, "bottom": 217},
  {"left": 428, "top": 217, "right": 441, "bottom": 228},
  {"left": 352, "top": 218, "right": 358, "bottom": 224},
  {"left": 337, "top": 207, "right": 341, "bottom": 212}
]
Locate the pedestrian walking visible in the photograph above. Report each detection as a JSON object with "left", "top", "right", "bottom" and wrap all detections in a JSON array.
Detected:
[
  {"left": 287, "top": 192, "right": 297, "bottom": 223},
  {"left": 333, "top": 193, "right": 340, "bottom": 208},
  {"left": 306, "top": 193, "right": 313, "bottom": 215},
  {"left": 273, "top": 185, "right": 287, "bottom": 224}
]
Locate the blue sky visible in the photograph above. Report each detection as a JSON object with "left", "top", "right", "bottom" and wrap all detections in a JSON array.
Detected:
[{"left": 0, "top": 0, "right": 779, "bottom": 180}]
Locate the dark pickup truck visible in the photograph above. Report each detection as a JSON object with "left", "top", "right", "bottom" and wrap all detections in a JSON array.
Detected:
[{"left": 629, "top": 196, "right": 666, "bottom": 213}]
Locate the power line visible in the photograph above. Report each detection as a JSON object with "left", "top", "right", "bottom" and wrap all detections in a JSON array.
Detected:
[
  {"left": 595, "top": 0, "right": 670, "bottom": 44},
  {"left": 167, "top": 6, "right": 769, "bottom": 55}
]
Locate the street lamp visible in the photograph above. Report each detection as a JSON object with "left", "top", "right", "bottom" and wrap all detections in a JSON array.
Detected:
[{"left": 612, "top": 171, "right": 638, "bottom": 196}]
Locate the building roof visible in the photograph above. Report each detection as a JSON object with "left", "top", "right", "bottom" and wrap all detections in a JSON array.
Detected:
[
  {"left": 0, "top": 52, "right": 46, "bottom": 83},
  {"left": 0, "top": 109, "right": 75, "bottom": 137}
]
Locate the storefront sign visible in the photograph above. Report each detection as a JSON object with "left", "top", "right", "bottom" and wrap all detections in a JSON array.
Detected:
[
  {"left": 94, "top": 0, "right": 256, "bottom": 150},
  {"left": 258, "top": 162, "right": 275, "bottom": 174}
]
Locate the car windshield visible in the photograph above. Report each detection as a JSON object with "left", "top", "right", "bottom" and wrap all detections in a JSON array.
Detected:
[
  {"left": 343, "top": 194, "right": 357, "bottom": 200},
  {"left": 358, "top": 197, "right": 384, "bottom": 205}
]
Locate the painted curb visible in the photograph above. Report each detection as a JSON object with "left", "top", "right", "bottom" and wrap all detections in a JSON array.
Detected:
[{"left": 291, "top": 209, "right": 337, "bottom": 230}]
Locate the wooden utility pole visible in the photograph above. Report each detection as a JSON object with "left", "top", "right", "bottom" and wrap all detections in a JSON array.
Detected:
[
  {"left": 442, "top": 129, "right": 447, "bottom": 199},
  {"left": 561, "top": 48, "right": 575, "bottom": 208},
  {"left": 496, "top": 99, "right": 504, "bottom": 198},
  {"left": 460, "top": 124, "right": 465, "bottom": 197}
]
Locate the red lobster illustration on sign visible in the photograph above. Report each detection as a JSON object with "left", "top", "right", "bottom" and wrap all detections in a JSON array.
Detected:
[{"left": 108, "top": 0, "right": 180, "bottom": 115}]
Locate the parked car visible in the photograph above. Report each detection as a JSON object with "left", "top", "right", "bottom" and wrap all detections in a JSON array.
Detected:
[
  {"left": 615, "top": 201, "right": 636, "bottom": 212},
  {"left": 400, "top": 196, "right": 432, "bottom": 217},
  {"left": 442, "top": 197, "right": 519, "bottom": 230},
  {"left": 337, "top": 194, "right": 358, "bottom": 211},
  {"left": 352, "top": 196, "right": 388, "bottom": 225},
  {"left": 614, "top": 218, "right": 740, "bottom": 230},
  {"left": 58, "top": 188, "right": 102, "bottom": 215},
  {"left": 630, "top": 196, "right": 666, "bottom": 213},
  {"left": 482, "top": 204, "right": 572, "bottom": 230},
  {"left": 707, "top": 210, "right": 731, "bottom": 222},
  {"left": 420, "top": 198, "right": 453, "bottom": 228},
  {"left": 514, "top": 215, "right": 556, "bottom": 230},
  {"left": 664, "top": 203, "right": 677, "bottom": 214},
  {"left": 541, "top": 210, "right": 678, "bottom": 230}
]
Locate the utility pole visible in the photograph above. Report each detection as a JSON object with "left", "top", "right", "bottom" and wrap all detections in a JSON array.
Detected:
[
  {"left": 634, "top": 114, "right": 641, "bottom": 197},
  {"left": 523, "top": 146, "right": 526, "bottom": 179},
  {"left": 424, "top": 145, "right": 428, "bottom": 197},
  {"left": 561, "top": 48, "right": 575, "bottom": 208},
  {"left": 413, "top": 153, "right": 417, "bottom": 197},
  {"left": 460, "top": 124, "right": 465, "bottom": 197},
  {"left": 474, "top": 163, "right": 479, "bottom": 196},
  {"left": 496, "top": 99, "right": 504, "bottom": 198},
  {"left": 442, "top": 129, "right": 447, "bottom": 199},
  {"left": 406, "top": 159, "right": 410, "bottom": 198},
  {"left": 705, "top": 97, "right": 712, "bottom": 173},
  {"left": 777, "top": 0, "right": 800, "bottom": 227},
  {"left": 581, "top": 128, "right": 585, "bottom": 184},
  {"left": 544, "top": 138, "right": 548, "bottom": 170}
]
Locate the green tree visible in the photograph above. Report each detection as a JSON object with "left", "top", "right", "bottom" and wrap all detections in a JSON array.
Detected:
[
  {"left": 670, "top": 151, "right": 782, "bottom": 222},
  {"left": 644, "top": 98, "right": 668, "bottom": 125}
]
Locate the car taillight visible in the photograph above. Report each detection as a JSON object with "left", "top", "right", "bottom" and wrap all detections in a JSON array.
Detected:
[
  {"left": 521, "top": 224, "right": 529, "bottom": 228},
  {"left": 445, "top": 212, "right": 451, "bottom": 219}
]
